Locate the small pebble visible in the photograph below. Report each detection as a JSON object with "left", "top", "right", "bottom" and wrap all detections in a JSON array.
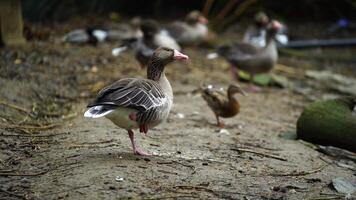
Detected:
[
  {"left": 219, "top": 129, "right": 230, "bottom": 135},
  {"left": 91, "top": 66, "right": 98, "bottom": 73},
  {"left": 14, "top": 59, "right": 22, "bottom": 64},
  {"left": 115, "top": 176, "right": 124, "bottom": 182},
  {"left": 176, "top": 113, "right": 185, "bottom": 119}
]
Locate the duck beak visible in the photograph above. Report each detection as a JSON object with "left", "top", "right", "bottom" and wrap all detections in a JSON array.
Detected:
[
  {"left": 235, "top": 86, "right": 247, "bottom": 96},
  {"left": 240, "top": 89, "right": 247, "bottom": 96},
  {"left": 173, "top": 50, "right": 189, "bottom": 60},
  {"left": 199, "top": 16, "right": 209, "bottom": 24}
]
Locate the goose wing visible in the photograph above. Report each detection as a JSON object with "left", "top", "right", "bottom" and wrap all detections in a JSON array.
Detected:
[
  {"left": 88, "top": 78, "right": 166, "bottom": 113},
  {"left": 165, "top": 21, "right": 188, "bottom": 40},
  {"left": 227, "top": 42, "right": 259, "bottom": 61}
]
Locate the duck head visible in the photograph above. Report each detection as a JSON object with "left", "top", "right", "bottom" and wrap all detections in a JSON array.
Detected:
[
  {"left": 147, "top": 47, "right": 189, "bottom": 80},
  {"left": 186, "top": 10, "right": 209, "bottom": 25},
  {"left": 228, "top": 84, "right": 246, "bottom": 97}
]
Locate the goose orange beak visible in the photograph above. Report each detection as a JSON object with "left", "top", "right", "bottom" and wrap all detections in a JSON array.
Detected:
[
  {"left": 173, "top": 50, "right": 189, "bottom": 60},
  {"left": 199, "top": 16, "right": 209, "bottom": 24}
]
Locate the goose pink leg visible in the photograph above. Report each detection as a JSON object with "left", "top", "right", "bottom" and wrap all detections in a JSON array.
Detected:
[
  {"left": 246, "top": 74, "right": 262, "bottom": 93},
  {"left": 128, "top": 130, "right": 152, "bottom": 156},
  {"left": 230, "top": 65, "right": 239, "bottom": 81}
]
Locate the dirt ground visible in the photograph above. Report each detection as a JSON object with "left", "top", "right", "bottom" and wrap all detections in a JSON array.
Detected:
[{"left": 0, "top": 23, "right": 356, "bottom": 200}]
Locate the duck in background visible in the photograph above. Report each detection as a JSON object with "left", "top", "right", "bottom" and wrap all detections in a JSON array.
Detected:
[
  {"left": 214, "top": 20, "right": 282, "bottom": 92},
  {"left": 244, "top": 12, "right": 288, "bottom": 47},
  {"left": 112, "top": 19, "right": 181, "bottom": 68},
  {"left": 166, "top": 10, "right": 209, "bottom": 46},
  {"left": 106, "top": 17, "right": 143, "bottom": 41},
  {"left": 62, "top": 27, "right": 108, "bottom": 45},
  {"left": 84, "top": 47, "right": 189, "bottom": 156},
  {"left": 200, "top": 84, "right": 246, "bottom": 127},
  {"left": 62, "top": 17, "right": 143, "bottom": 45}
]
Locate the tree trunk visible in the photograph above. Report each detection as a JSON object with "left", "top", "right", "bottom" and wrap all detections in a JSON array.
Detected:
[{"left": 0, "top": 0, "right": 26, "bottom": 46}]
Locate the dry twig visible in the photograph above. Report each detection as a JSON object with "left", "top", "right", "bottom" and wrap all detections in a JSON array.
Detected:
[
  {"left": 0, "top": 170, "right": 49, "bottom": 177},
  {"left": 0, "top": 100, "right": 32, "bottom": 115},
  {"left": 230, "top": 148, "right": 287, "bottom": 161},
  {"left": 267, "top": 165, "right": 327, "bottom": 177},
  {"left": 0, "top": 188, "right": 27, "bottom": 200},
  {"left": 173, "top": 185, "right": 260, "bottom": 198}
]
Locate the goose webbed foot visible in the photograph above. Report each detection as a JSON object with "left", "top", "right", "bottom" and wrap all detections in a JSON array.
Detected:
[
  {"left": 133, "top": 148, "right": 152, "bottom": 156},
  {"left": 128, "top": 130, "right": 152, "bottom": 156},
  {"left": 230, "top": 65, "right": 239, "bottom": 81}
]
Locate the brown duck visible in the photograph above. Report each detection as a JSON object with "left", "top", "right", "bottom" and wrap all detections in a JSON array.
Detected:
[{"left": 201, "top": 84, "right": 246, "bottom": 127}]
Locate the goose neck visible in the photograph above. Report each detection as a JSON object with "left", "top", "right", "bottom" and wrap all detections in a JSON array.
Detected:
[{"left": 147, "top": 58, "right": 165, "bottom": 81}]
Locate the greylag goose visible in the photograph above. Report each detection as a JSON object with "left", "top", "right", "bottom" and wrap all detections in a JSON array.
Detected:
[
  {"left": 112, "top": 19, "right": 181, "bottom": 68},
  {"left": 84, "top": 47, "right": 189, "bottom": 156},
  {"left": 244, "top": 12, "right": 288, "bottom": 47},
  {"left": 201, "top": 84, "right": 246, "bottom": 127},
  {"left": 216, "top": 20, "right": 281, "bottom": 87},
  {"left": 166, "top": 10, "right": 208, "bottom": 46},
  {"left": 243, "top": 12, "right": 269, "bottom": 47}
]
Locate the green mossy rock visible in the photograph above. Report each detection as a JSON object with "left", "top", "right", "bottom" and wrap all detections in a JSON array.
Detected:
[
  {"left": 297, "top": 97, "right": 356, "bottom": 152},
  {"left": 238, "top": 71, "right": 271, "bottom": 86}
]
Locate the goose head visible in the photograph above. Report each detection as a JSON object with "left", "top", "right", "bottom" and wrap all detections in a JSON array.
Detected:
[
  {"left": 254, "top": 12, "right": 269, "bottom": 28},
  {"left": 186, "top": 10, "right": 208, "bottom": 25},
  {"left": 152, "top": 47, "right": 188, "bottom": 64},
  {"left": 147, "top": 47, "right": 189, "bottom": 80},
  {"left": 130, "top": 17, "right": 142, "bottom": 30},
  {"left": 266, "top": 20, "right": 282, "bottom": 41}
]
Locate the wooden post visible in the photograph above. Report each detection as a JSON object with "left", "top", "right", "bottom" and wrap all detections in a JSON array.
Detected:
[{"left": 0, "top": 0, "right": 26, "bottom": 46}]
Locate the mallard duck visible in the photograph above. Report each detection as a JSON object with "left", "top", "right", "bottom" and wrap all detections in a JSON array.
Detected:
[
  {"left": 201, "top": 84, "right": 246, "bottom": 127},
  {"left": 84, "top": 47, "right": 189, "bottom": 156},
  {"left": 166, "top": 10, "right": 208, "bottom": 46},
  {"left": 216, "top": 20, "right": 281, "bottom": 88}
]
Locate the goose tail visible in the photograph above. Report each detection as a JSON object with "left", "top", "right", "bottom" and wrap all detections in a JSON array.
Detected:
[{"left": 84, "top": 106, "right": 115, "bottom": 118}]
